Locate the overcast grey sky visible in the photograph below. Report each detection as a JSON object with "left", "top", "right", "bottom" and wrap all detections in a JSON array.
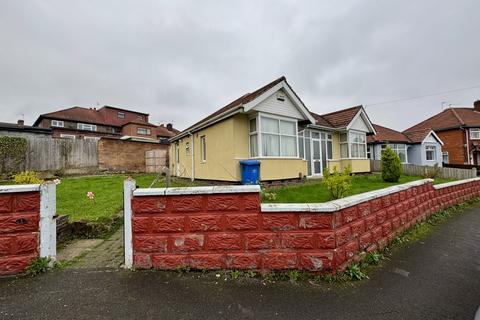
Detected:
[{"left": 1, "top": 0, "right": 479, "bottom": 131}]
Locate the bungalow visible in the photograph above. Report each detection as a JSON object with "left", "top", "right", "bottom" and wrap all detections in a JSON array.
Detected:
[
  {"left": 367, "top": 124, "right": 444, "bottom": 167},
  {"left": 169, "top": 76, "right": 376, "bottom": 182}
]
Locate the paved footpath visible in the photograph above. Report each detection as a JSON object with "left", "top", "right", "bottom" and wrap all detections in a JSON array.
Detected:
[{"left": 1, "top": 206, "right": 480, "bottom": 320}]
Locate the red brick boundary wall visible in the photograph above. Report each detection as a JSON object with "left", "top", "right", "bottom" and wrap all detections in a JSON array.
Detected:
[
  {"left": 0, "top": 184, "right": 56, "bottom": 276},
  {"left": 125, "top": 178, "right": 480, "bottom": 272}
]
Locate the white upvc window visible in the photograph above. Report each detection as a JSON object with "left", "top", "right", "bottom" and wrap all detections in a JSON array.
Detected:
[
  {"left": 442, "top": 151, "right": 449, "bottom": 163},
  {"left": 249, "top": 118, "right": 258, "bottom": 157},
  {"left": 77, "top": 123, "right": 97, "bottom": 131},
  {"left": 426, "top": 145, "right": 436, "bottom": 161},
  {"left": 137, "top": 127, "right": 151, "bottom": 135},
  {"left": 252, "top": 114, "right": 298, "bottom": 158},
  {"left": 340, "top": 131, "right": 367, "bottom": 159},
  {"left": 137, "top": 115, "right": 144, "bottom": 121},
  {"left": 117, "top": 112, "right": 125, "bottom": 119},
  {"left": 200, "top": 135, "right": 206, "bottom": 163},
  {"left": 60, "top": 134, "right": 75, "bottom": 139},
  {"left": 470, "top": 128, "right": 480, "bottom": 139},
  {"left": 340, "top": 132, "right": 349, "bottom": 158},
  {"left": 185, "top": 142, "right": 190, "bottom": 155},
  {"left": 51, "top": 120, "right": 64, "bottom": 127},
  {"left": 350, "top": 131, "right": 367, "bottom": 158},
  {"left": 381, "top": 144, "right": 407, "bottom": 163},
  {"left": 84, "top": 136, "right": 99, "bottom": 141}
]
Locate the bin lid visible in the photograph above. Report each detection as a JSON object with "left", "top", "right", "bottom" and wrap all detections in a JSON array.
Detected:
[{"left": 239, "top": 160, "right": 260, "bottom": 166}]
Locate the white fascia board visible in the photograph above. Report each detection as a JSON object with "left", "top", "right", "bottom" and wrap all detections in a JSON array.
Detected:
[
  {"left": 305, "top": 124, "right": 335, "bottom": 131},
  {"left": 261, "top": 179, "right": 433, "bottom": 213},
  {"left": 0, "top": 184, "right": 40, "bottom": 193},
  {"left": 422, "top": 130, "right": 444, "bottom": 146},
  {"left": 133, "top": 185, "right": 261, "bottom": 196},
  {"left": 346, "top": 109, "right": 376, "bottom": 134},
  {"left": 243, "top": 81, "right": 317, "bottom": 124},
  {"left": 433, "top": 177, "right": 480, "bottom": 189}
]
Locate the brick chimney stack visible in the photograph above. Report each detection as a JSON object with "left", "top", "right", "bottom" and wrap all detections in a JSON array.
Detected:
[
  {"left": 166, "top": 123, "right": 173, "bottom": 131},
  {"left": 474, "top": 100, "right": 480, "bottom": 112},
  {"left": 17, "top": 119, "right": 24, "bottom": 126}
]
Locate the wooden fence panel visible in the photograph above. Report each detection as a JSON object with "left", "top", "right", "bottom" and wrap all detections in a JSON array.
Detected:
[{"left": 370, "top": 160, "right": 477, "bottom": 180}]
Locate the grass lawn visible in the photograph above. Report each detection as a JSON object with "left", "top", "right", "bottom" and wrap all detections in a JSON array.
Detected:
[
  {"left": 54, "top": 174, "right": 202, "bottom": 223},
  {"left": 262, "top": 174, "right": 454, "bottom": 204}
]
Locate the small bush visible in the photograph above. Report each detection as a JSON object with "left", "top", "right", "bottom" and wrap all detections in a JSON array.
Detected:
[
  {"left": 262, "top": 191, "right": 277, "bottom": 201},
  {"left": 14, "top": 171, "right": 43, "bottom": 184},
  {"left": 322, "top": 166, "right": 353, "bottom": 199},
  {"left": 381, "top": 147, "right": 402, "bottom": 182},
  {"left": 423, "top": 163, "right": 441, "bottom": 179}
]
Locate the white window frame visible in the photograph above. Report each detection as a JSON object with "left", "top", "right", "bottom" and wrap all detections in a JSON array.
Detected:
[
  {"left": 381, "top": 144, "right": 408, "bottom": 163},
  {"left": 349, "top": 130, "right": 367, "bottom": 159},
  {"left": 426, "top": 145, "right": 436, "bottom": 161},
  {"left": 200, "top": 135, "right": 206, "bottom": 163},
  {"left": 340, "top": 132, "right": 349, "bottom": 159},
  {"left": 252, "top": 113, "right": 299, "bottom": 159},
  {"left": 442, "top": 151, "right": 449, "bottom": 163},
  {"left": 51, "top": 120, "right": 64, "bottom": 127},
  {"left": 137, "top": 115, "right": 144, "bottom": 121},
  {"left": 470, "top": 128, "right": 480, "bottom": 140},
  {"left": 60, "top": 134, "right": 75, "bottom": 139},
  {"left": 117, "top": 112, "right": 125, "bottom": 119},
  {"left": 137, "top": 127, "right": 151, "bottom": 135},
  {"left": 185, "top": 141, "right": 190, "bottom": 156},
  {"left": 77, "top": 123, "right": 97, "bottom": 131},
  {"left": 248, "top": 116, "right": 258, "bottom": 158}
]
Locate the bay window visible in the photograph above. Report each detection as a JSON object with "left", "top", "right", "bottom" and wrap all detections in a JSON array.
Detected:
[
  {"left": 250, "top": 115, "right": 298, "bottom": 157},
  {"left": 340, "top": 131, "right": 367, "bottom": 158}
]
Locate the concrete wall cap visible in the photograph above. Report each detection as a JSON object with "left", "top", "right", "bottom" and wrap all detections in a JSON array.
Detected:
[
  {"left": 433, "top": 177, "right": 480, "bottom": 190},
  {"left": 261, "top": 179, "right": 433, "bottom": 213},
  {"left": 0, "top": 184, "right": 40, "bottom": 193},
  {"left": 133, "top": 185, "right": 261, "bottom": 196}
]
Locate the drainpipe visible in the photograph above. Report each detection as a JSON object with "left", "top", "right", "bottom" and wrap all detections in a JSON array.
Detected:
[
  {"left": 190, "top": 132, "right": 195, "bottom": 181},
  {"left": 465, "top": 128, "right": 471, "bottom": 164}
]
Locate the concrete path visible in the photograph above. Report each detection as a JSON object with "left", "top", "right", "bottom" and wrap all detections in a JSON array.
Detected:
[
  {"left": 56, "top": 226, "right": 124, "bottom": 269},
  {"left": 1, "top": 206, "right": 480, "bottom": 320}
]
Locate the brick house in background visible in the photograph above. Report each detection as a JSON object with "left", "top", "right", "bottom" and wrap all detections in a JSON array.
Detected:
[
  {"left": 33, "top": 105, "right": 179, "bottom": 141},
  {"left": 405, "top": 100, "right": 480, "bottom": 165}
]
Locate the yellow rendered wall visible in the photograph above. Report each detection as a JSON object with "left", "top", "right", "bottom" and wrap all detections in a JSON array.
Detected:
[
  {"left": 259, "top": 159, "right": 308, "bottom": 181},
  {"left": 327, "top": 159, "right": 371, "bottom": 173}
]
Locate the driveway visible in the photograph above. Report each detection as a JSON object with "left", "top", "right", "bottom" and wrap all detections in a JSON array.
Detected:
[{"left": 1, "top": 205, "right": 480, "bottom": 320}]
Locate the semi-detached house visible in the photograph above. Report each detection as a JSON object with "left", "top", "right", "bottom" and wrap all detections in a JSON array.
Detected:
[
  {"left": 169, "top": 76, "right": 376, "bottom": 182},
  {"left": 405, "top": 100, "right": 480, "bottom": 165}
]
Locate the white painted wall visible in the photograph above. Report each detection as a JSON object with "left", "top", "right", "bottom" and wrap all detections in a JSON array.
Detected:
[
  {"left": 253, "top": 89, "right": 305, "bottom": 120},
  {"left": 349, "top": 114, "right": 370, "bottom": 132},
  {"left": 40, "top": 183, "right": 56, "bottom": 262}
]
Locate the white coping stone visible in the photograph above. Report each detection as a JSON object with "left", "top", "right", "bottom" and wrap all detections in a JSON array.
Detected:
[
  {"left": 433, "top": 177, "right": 480, "bottom": 189},
  {"left": 0, "top": 184, "right": 40, "bottom": 193},
  {"left": 133, "top": 184, "right": 261, "bottom": 197},
  {"left": 261, "top": 179, "right": 434, "bottom": 213}
]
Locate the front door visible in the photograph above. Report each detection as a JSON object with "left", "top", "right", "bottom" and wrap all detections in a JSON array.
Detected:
[{"left": 311, "top": 132, "right": 323, "bottom": 175}]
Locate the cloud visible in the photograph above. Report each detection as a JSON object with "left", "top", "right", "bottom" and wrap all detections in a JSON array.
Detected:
[{"left": 0, "top": 0, "right": 479, "bottom": 131}]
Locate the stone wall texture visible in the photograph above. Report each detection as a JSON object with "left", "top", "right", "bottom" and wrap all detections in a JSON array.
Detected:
[
  {"left": 0, "top": 192, "right": 40, "bottom": 275},
  {"left": 131, "top": 180, "right": 480, "bottom": 272}
]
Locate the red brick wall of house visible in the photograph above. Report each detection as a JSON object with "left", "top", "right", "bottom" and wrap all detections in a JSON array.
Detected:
[
  {"left": 98, "top": 138, "right": 169, "bottom": 172},
  {"left": 121, "top": 123, "right": 156, "bottom": 139},
  {"left": 436, "top": 129, "right": 467, "bottom": 164},
  {"left": 0, "top": 192, "right": 40, "bottom": 276},
  {"left": 130, "top": 180, "right": 480, "bottom": 273}
]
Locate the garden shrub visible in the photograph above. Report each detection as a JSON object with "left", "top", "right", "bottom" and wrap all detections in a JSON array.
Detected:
[
  {"left": 322, "top": 166, "right": 352, "bottom": 199},
  {"left": 423, "top": 163, "right": 441, "bottom": 179},
  {"left": 14, "top": 171, "right": 43, "bottom": 184},
  {"left": 381, "top": 147, "right": 402, "bottom": 182}
]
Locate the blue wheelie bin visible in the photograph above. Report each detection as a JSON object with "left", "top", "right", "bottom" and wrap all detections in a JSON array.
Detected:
[{"left": 239, "top": 160, "right": 260, "bottom": 185}]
